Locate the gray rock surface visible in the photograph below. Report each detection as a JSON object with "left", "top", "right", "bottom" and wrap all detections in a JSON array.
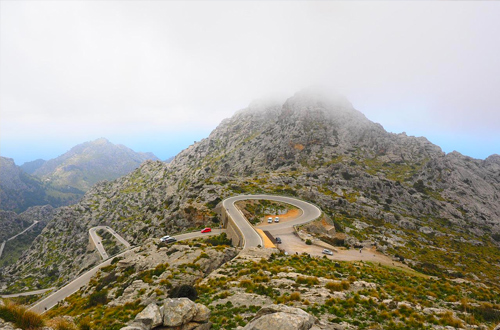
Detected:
[
  {"left": 242, "top": 304, "right": 317, "bottom": 330},
  {"left": 162, "top": 298, "right": 197, "bottom": 327},
  {"left": 193, "top": 303, "right": 211, "bottom": 322},
  {"left": 134, "top": 303, "right": 162, "bottom": 329}
]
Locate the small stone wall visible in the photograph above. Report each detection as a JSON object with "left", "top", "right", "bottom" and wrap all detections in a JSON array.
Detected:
[{"left": 220, "top": 207, "right": 244, "bottom": 247}]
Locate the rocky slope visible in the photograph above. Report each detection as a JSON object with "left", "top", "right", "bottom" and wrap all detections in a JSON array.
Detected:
[
  {"left": 3, "top": 89, "right": 500, "bottom": 294},
  {"left": 0, "top": 206, "right": 54, "bottom": 270},
  {"left": 41, "top": 240, "right": 500, "bottom": 329}
]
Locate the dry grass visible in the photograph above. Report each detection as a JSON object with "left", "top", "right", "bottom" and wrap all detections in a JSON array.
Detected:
[
  {"left": 0, "top": 300, "right": 45, "bottom": 329},
  {"left": 46, "top": 317, "right": 78, "bottom": 330}
]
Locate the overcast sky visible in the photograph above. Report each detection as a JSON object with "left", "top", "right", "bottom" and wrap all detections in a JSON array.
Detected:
[{"left": 1, "top": 1, "right": 499, "bottom": 165}]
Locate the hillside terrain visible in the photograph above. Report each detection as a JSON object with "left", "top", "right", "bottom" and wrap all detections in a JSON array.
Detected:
[
  {"left": 0, "top": 206, "right": 54, "bottom": 270},
  {"left": 1, "top": 89, "right": 499, "bottom": 329}
]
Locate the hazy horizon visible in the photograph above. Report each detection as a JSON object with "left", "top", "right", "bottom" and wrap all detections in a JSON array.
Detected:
[{"left": 1, "top": 1, "right": 499, "bottom": 165}]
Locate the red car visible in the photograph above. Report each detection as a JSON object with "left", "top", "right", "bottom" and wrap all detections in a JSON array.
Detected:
[{"left": 201, "top": 227, "right": 212, "bottom": 233}]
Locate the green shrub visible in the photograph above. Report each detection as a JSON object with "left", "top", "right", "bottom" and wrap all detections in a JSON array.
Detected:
[
  {"left": 296, "top": 276, "right": 319, "bottom": 286},
  {"left": 88, "top": 289, "right": 108, "bottom": 307},
  {"left": 169, "top": 284, "right": 198, "bottom": 301},
  {"left": 305, "top": 239, "right": 312, "bottom": 245}
]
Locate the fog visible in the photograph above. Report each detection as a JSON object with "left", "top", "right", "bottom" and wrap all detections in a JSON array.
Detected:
[{"left": 1, "top": 1, "right": 499, "bottom": 164}]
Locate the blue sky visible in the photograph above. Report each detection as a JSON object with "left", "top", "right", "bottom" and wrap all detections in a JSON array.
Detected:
[{"left": 1, "top": 1, "right": 499, "bottom": 165}]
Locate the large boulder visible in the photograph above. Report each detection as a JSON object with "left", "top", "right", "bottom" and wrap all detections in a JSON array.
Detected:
[
  {"left": 134, "top": 303, "right": 162, "bottom": 329},
  {"left": 120, "top": 298, "right": 211, "bottom": 330},
  {"left": 493, "top": 323, "right": 500, "bottom": 330},
  {"left": 163, "top": 298, "right": 197, "bottom": 327},
  {"left": 242, "top": 304, "right": 316, "bottom": 330},
  {"left": 120, "top": 325, "right": 147, "bottom": 330},
  {"left": 193, "top": 303, "right": 211, "bottom": 322}
]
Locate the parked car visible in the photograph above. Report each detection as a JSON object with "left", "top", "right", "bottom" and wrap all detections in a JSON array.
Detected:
[
  {"left": 267, "top": 217, "right": 273, "bottom": 223},
  {"left": 160, "top": 235, "right": 171, "bottom": 242},
  {"left": 164, "top": 237, "right": 177, "bottom": 244},
  {"left": 201, "top": 227, "right": 212, "bottom": 233},
  {"left": 322, "top": 249, "right": 333, "bottom": 256},
  {"left": 275, "top": 217, "right": 280, "bottom": 222},
  {"left": 275, "top": 237, "right": 282, "bottom": 244}
]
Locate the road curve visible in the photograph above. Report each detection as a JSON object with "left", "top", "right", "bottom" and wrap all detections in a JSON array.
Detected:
[
  {"left": 89, "top": 226, "right": 131, "bottom": 260},
  {"left": 222, "top": 195, "right": 322, "bottom": 248},
  {"left": 1, "top": 287, "right": 55, "bottom": 298},
  {"left": 30, "top": 229, "right": 225, "bottom": 313}
]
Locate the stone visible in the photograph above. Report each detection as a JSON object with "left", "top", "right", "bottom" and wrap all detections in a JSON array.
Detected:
[
  {"left": 193, "top": 322, "right": 212, "bottom": 330},
  {"left": 134, "top": 303, "right": 162, "bottom": 329},
  {"left": 193, "top": 303, "right": 211, "bottom": 322},
  {"left": 120, "top": 322, "right": 148, "bottom": 330},
  {"left": 243, "top": 304, "right": 316, "bottom": 330},
  {"left": 419, "top": 226, "right": 433, "bottom": 234},
  {"left": 163, "top": 298, "right": 197, "bottom": 327},
  {"left": 493, "top": 323, "right": 500, "bottom": 330}
]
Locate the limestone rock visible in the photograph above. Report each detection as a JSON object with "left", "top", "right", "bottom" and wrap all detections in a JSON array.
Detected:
[
  {"left": 193, "top": 303, "right": 211, "bottom": 322},
  {"left": 120, "top": 323, "right": 148, "bottom": 330},
  {"left": 134, "top": 303, "right": 162, "bottom": 329},
  {"left": 243, "top": 304, "right": 316, "bottom": 330},
  {"left": 163, "top": 298, "right": 197, "bottom": 327}
]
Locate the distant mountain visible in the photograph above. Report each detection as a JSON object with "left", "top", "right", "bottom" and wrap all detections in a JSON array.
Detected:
[
  {"left": 4, "top": 89, "right": 500, "bottom": 295},
  {"left": 20, "top": 159, "right": 46, "bottom": 174},
  {"left": 0, "top": 157, "right": 50, "bottom": 212},
  {"left": 0, "top": 139, "right": 159, "bottom": 212},
  {"left": 30, "top": 137, "right": 159, "bottom": 192}
]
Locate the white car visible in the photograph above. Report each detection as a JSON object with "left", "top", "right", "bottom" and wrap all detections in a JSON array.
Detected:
[
  {"left": 160, "top": 235, "right": 171, "bottom": 242},
  {"left": 267, "top": 217, "right": 273, "bottom": 223},
  {"left": 275, "top": 217, "right": 279, "bottom": 222},
  {"left": 322, "top": 249, "right": 333, "bottom": 256}
]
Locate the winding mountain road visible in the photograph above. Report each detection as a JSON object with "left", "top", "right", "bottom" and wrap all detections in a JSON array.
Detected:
[
  {"left": 29, "top": 194, "right": 320, "bottom": 313},
  {"left": 222, "top": 195, "right": 322, "bottom": 248},
  {"left": 29, "top": 228, "right": 224, "bottom": 313},
  {"left": 88, "top": 226, "right": 131, "bottom": 260}
]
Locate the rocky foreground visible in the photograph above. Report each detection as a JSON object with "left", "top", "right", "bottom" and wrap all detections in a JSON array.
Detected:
[{"left": 30, "top": 236, "right": 499, "bottom": 329}]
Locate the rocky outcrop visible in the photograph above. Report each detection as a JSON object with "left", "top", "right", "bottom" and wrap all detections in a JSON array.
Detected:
[
  {"left": 241, "top": 304, "right": 317, "bottom": 330},
  {"left": 121, "top": 299, "right": 211, "bottom": 330}
]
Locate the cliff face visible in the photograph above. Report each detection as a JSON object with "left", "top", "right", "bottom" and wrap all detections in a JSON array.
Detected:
[{"left": 4, "top": 89, "right": 500, "bottom": 291}]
